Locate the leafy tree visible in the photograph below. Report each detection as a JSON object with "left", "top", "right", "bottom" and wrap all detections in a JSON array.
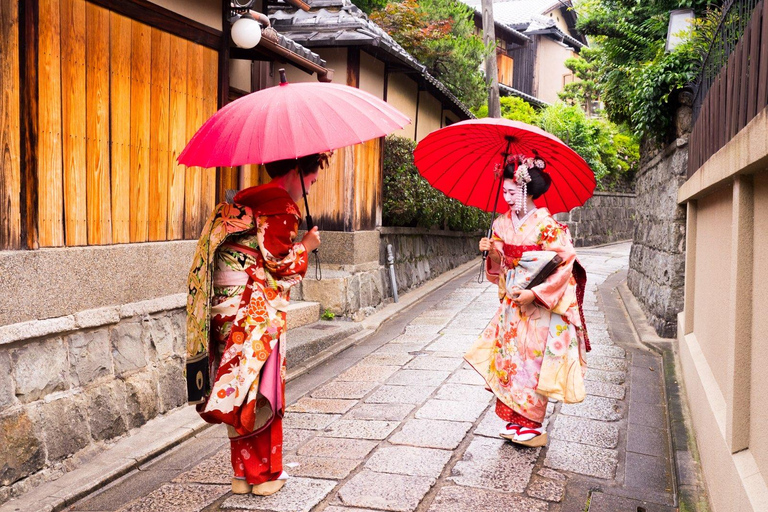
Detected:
[
  {"left": 558, "top": 46, "right": 600, "bottom": 115},
  {"left": 371, "top": 0, "right": 490, "bottom": 109},
  {"left": 573, "top": 0, "right": 717, "bottom": 141},
  {"left": 351, "top": 0, "right": 387, "bottom": 15},
  {"left": 472, "top": 96, "right": 540, "bottom": 125}
]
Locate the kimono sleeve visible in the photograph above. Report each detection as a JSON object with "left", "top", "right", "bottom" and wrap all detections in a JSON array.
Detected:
[
  {"left": 530, "top": 218, "right": 576, "bottom": 310},
  {"left": 258, "top": 213, "right": 309, "bottom": 285}
]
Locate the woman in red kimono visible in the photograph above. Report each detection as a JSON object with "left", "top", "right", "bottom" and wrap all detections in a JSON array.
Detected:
[{"left": 186, "top": 153, "right": 327, "bottom": 496}]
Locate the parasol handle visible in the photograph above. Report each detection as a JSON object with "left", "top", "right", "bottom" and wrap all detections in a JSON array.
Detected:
[
  {"left": 478, "top": 137, "right": 514, "bottom": 284},
  {"left": 298, "top": 167, "right": 322, "bottom": 280}
]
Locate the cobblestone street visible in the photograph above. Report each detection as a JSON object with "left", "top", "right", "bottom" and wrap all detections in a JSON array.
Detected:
[{"left": 62, "top": 242, "right": 681, "bottom": 512}]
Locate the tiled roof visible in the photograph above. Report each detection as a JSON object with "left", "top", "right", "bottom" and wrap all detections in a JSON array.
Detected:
[
  {"left": 268, "top": 0, "right": 474, "bottom": 118},
  {"left": 260, "top": 26, "right": 328, "bottom": 68},
  {"left": 498, "top": 83, "right": 550, "bottom": 108}
]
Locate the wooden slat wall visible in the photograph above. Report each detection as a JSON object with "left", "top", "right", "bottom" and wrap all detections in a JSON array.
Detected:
[
  {"left": 38, "top": 0, "right": 65, "bottom": 247},
  {"left": 110, "top": 11, "right": 131, "bottom": 243},
  {"left": 497, "top": 54, "right": 514, "bottom": 88},
  {"left": 86, "top": 3, "right": 112, "bottom": 244},
  {"left": 167, "top": 34, "right": 187, "bottom": 240},
  {"left": 0, "top": 0, "right": 21, "bottom": 250},
  {"left": 353, "top": 138, "right": 381, "bottom": 231},
  {"left": 10, "top": 0, "right": 221, "bottom": 247},
  {"left": 60, "top": 0, "right": 87, "bottom": 245},
  {"left": 148, "top": 28, "right": 170, "bottom": 241},
  {"left": 690, "top": 1, "right": 768, "bottom": 176}
]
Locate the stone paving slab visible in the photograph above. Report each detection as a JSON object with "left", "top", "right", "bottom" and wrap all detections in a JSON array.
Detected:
[
  {"left": 336, "top": 470, "right": 435, "bottom": 512},
  {"left": 584, "top": 380, "right": 626, "bottom": 400},
  {"left": 324, "top": 507, "right": 388, "bottom": 512},
  {"left": 373, "top": 342, "right": 431, "bottom": 354},
  {"left": 628, "top": 401, "right": 666, "bottom": 428},
  {"left": 583, "top": 368, "right": 626, "bottom": 385},
  {"left": 415, "top": 399, "right": 489, "bottom": 423},
  {"left": 473, "top": 408, "right": 505, "bottom": 439},
  {"left": 364, "top": 385, "right": 437, "bottom": 405},
  {"left": 221, "top": 477, "right": 337, "bottom": 511},
  {"left": 403, "top": 355, "right": 464, "bottom": 372},
  {"left": 435, "top": 383, "right": 494, "bottom": 403},
  {"left": 321, "top": 419, "right": 399, "bottom": 440},
  {"left": 527, "top": 476, "right": 566, "bottom": 502},
  {"left": 427, "top": 484, "right": 548, "bottom": 512},
  {"left": 544, "top": 439, "right": 618, "bottom": 479},
  {"left": 586, "top": 355, "right": 629, "bottom": 372},
  {"left": 588, "top": 345, "right": 626, "bottom": 358},
  {"left": 389, "top": 419, "right": 472, "bottom": 450},
  {"left": 173, "top": 450, "right": 230, "bottom": 485},
  {"left": 344, "top": 403, "right": 415, "bottom": 421},
  {"left": 446, "top": 369, "right": 486, "bottom": 386},
  {"left": 282, "top": 413, "right": 341, "bottom": 431},
  {"left": 587, "top": 492, "right": 676, "bottom": 512},
  {"left": 386, "top": 369, "right": 451, "bottom": 387},
  {"left": 550, "top": 414, "right": 620, "bottom": 449},
  {"left": 283, "top": 429, "right": 315, "bottom": 453},
  {"left": 364, "top": 446, "right": 452, "bottom": 478},
  {"left": 560, "top": 395, "right": 623, "bottom": 422},
  {"left": 625, "top": 452, "right": 673, "bottom": 494},
  {"left": 450, "top": 437, "right": 541, "bottom": 492},
  {"left": 450, "top": 437, "right": 539, "bottom": 493},
  {"left": 286, "top": 398, "right": 357, "bottom": 415},
  {"left": 118, "top": 483, "right": 229, "bottom": 512},
  {"left": 283, "top": 455, "right": 361, "bottom": 479},
  {"left": 360, "top": 354, "right": 414, "bottom": 367},
  {"left": 336, "top": 365, "right": 400, "bottom": 383},
  {"left": 297, "top": 437, "right": 377, "bottom": 460},
  {"left": 626, "top": 423, "right": 667, "bottom": 457},
  {"left": 311, "top": 381, "right": 378, "bottom": 400}
]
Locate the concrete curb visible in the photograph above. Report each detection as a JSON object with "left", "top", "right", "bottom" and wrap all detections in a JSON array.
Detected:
[{"left": 0, "top": 257, "right": 482, "bottom": 512}]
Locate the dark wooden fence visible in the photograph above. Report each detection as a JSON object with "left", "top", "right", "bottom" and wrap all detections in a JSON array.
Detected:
[{"left": 689, "top": 0, "right": 768, "bottom": 177}]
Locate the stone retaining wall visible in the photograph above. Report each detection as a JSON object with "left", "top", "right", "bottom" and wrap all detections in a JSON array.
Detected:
[
  {"left": 627, "top": 138, "right": 689, "bottom": 337},
  {"left": 379, "top": 227, "right": 481, "bottom": 294},
  {"left": 0, "top": 297, "right": 187, "bottom": 503},
  {"left": 554, "top": 192, "right": 636, "bottom": 247}
]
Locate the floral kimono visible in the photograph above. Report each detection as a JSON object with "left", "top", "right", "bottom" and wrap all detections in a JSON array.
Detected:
[
  {"left": 465, "top": 208, "right": 589, "bottom": 427},
  {"left": 186, "top": 183, "right": 308, "bottom": 485}
]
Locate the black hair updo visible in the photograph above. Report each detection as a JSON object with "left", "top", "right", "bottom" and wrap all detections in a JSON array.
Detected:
[{"left": 502, "top": 164, "right": 552, "bottom": 199}]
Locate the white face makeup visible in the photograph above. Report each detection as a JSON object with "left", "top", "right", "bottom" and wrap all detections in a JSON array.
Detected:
[{"left": 502, "top": 178, "right": 521, "bottom": 209}]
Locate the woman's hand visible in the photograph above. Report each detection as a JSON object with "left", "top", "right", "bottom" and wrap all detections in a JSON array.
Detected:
[
  {"left": 479, "top": 237, "right": 493, "bottom": 252},
  {"left": 302, "top": 227, "right": 321, "bottom": 252},
  {"left": 509, "top": 288, "right": 535, "bottom": 306}
]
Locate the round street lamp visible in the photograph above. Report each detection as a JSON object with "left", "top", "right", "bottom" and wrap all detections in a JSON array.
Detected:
[{"left": 231, "top": 12, "right": 262, "bottom": 49}]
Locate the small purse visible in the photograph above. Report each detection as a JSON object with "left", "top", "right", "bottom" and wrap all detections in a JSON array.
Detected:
[{"left": 505, "top": 250, "right": 563, "bottom": 295}]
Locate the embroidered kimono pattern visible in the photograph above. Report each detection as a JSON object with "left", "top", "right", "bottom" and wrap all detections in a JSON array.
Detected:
[
  {"left": 465, "top": 208, "right": 587, "bottom": 425},
  {"left": 186, "top": 184, "right": 308, "bottom": 485}
]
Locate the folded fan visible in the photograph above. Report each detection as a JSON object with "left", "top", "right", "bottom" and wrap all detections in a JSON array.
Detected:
[{"left": 505, "top": 251, "right": 563, "bottom": 295}]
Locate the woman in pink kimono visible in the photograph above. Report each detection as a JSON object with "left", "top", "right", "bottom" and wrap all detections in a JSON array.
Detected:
[
  {"left": 465, "top": 156, "right": 589, "bottom": 448},
  {"left": 186, "top": 154, "right": 326, "bottom": 496}
]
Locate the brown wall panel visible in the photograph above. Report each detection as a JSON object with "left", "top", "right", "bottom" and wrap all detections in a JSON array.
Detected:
[
  {"left": 38, "top": 0, "right": 64, "bottom": 247},
  {"left": 167, "top": 34, "right": 187, "bottom": 240},
  {"left": 85, "top": 2, "right": 112, "bottom": 244},
  {"left": 148, "top": 28, "right": 171, "bottom": 241},
  {"left": 199, "top": 47, "right": 218, "bottom": 222},
  {"left": 184, "top": 41, "right": 204, "bottom": 239},
  {"left": 129, "top": 20, "right": 151, "bottom": 242},
  {"left": 0, "top": 0, "right": 21, "bottom": 250},
  {"left": 60, "top": 0, "right": 87, "bottom": 245},
  {"left": 110, "top": 11, "right": 131, "bottom": 243}
]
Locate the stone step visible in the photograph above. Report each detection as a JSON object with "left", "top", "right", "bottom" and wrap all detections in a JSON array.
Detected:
[{"left": 285, "top": 301, "right": 321, "bottom": 331}]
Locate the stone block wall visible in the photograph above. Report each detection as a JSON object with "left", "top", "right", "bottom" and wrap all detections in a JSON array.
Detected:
[
  {"left": 0, "top": 298, "right": 187, "bottom": 504},
  {"left": 379, "top": 227, "right": 480, "bottom": 294},
  {"left": 554, "top": 192, "right": 636, "bottom": 247},
  {"left": 627, "top": 138, "right": 689, "bottom": 337}
]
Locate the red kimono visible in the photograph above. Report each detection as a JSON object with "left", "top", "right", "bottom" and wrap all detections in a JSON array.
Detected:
[{"left": 187, "top": 184, "right": 308, "bottom": 485}]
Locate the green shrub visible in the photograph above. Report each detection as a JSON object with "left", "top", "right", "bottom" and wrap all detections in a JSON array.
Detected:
[{"left": 382, "top": 136, "right": 492, "bottom": 232}]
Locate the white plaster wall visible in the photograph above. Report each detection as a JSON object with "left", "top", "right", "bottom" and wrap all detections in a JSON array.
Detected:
[{"left": 147, "top": 0, "right": 222, "bottom": 30}]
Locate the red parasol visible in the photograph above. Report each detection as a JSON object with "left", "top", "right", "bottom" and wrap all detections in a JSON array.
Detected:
[
  {"left": 178, "top": 71, "right": 410, "bottom": 168},
  {"left": 413, "top": 117, "right": 596, "bottom": 215}
]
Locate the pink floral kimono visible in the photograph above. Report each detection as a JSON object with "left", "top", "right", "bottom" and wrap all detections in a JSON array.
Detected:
[{"left": 465, "top": 208, "right": 589, "bottom": 427}]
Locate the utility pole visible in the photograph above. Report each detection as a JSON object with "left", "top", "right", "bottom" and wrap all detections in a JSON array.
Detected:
[{"left": 480, "top": 0, "right": 501, "bottom": 117}]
